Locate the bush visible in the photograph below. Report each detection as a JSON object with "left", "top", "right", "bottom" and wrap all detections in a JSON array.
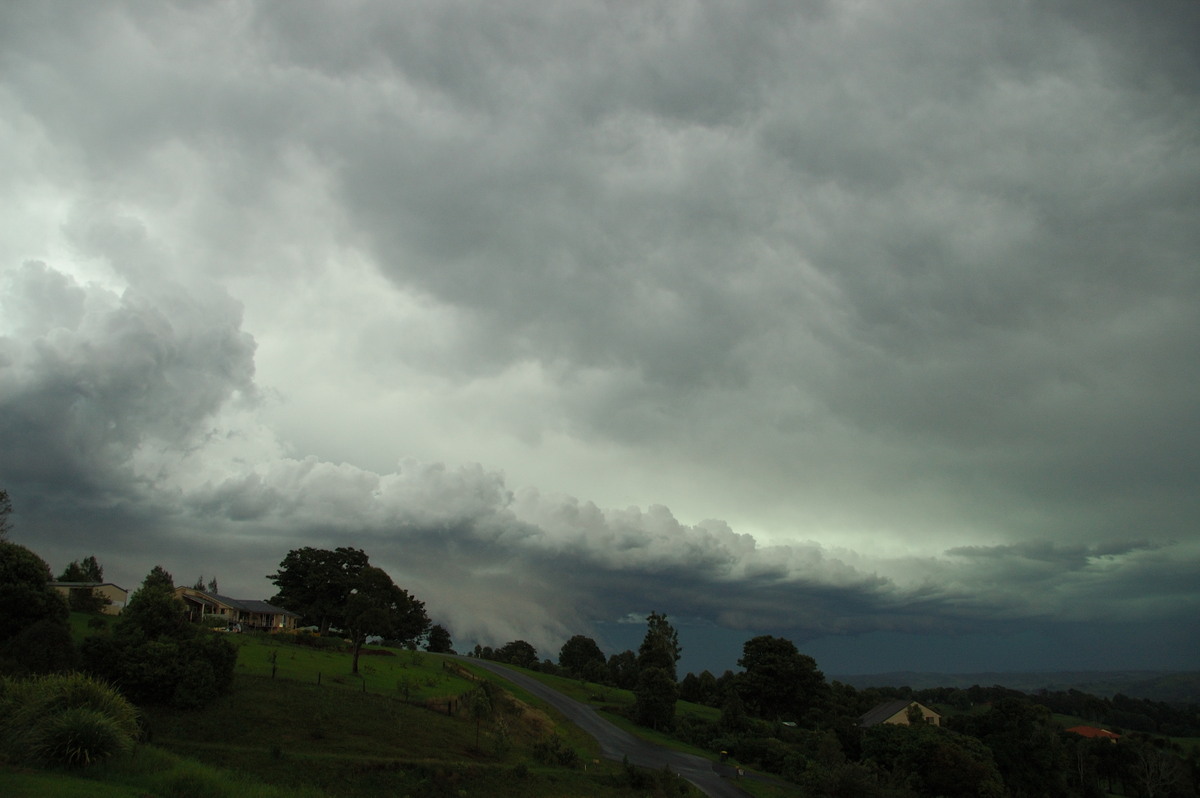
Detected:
[
  {"left": 27, "top": 706, "right": 134, "bottom": 766},
  {"left": 1, "top": 672, "right": 139, "bottom": 767},
  {"left": 82, "top": 630, "right": 237, "bottom": 708},
  {"left": 532, "top": 734, "right": 581, "bottom": 768},
  {"left": 0, "top": 617, "right": 78, "bottom": 674}
]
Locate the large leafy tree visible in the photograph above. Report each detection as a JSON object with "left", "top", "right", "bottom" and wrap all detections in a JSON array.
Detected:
[
  {"left": 862, "top": 722, "right": 1005, "bottom": 798},
  {"left": 607, "top": 649, "right": 638, "bottom": 689},
  {"left": 424, "top": 624, "right": 453, "bottom": 653},
  {"left": 736, "top": 635, "right": 829, "bottom": 724},
  {"left": 948, "top": 698, "right": 1070, "bottom": 798},
  {"left": 497, "top": 639, "right": 538, "bottom": 668},
  {"left": 344, "top": 565, "right": 428, "bottom": 674},
  {"left": 0, "top": 542, "right": 74, "bottom": 673},
  {"left": 0, "top": 541, "right": 69, "bottom": 643},
  {"left": 558, "top": 634, "right": 606, "bottom": 679},
  {"left": 268, "top": 546, "right": 370, "bottom": 634}
]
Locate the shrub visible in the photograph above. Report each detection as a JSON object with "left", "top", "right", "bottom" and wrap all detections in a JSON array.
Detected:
[
  {"left": 532, "top": 733, "right": 581, "bottom": 768},
  {"left": 1, "top": 672, "right": 139, "bottom": 767},
  {"left": 27, "top": 706, "right": 134, "bottom": 766},
  {"left": 0, "top": 617, "right": 78, "bottom": 674},
  {"left": 173, "top": 659, "right": 219, "bottom": 709}
]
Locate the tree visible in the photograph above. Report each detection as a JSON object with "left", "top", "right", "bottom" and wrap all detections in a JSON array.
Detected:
[
  {"left": 717, "top": 689, "right": 751, "bottom": 735},
  {"left": 0, "top": 488, "right": 12, "bottom": 540},
  {"left": 425, "top": 624, "right": 453, "bottom": 653},
  {"left": 59, "top": 556, "right": 110, "bottom": 613},
  {"left": 59, "top": 555, "right": 103, "bottom": 582},
  {"left": 117, "top": 568, "right": 191, "bottom": 640},
  {"left": 949, "top": 697, "right": 1069, "bottom": 798},
  {"left": 633, "top": 613, "right": 681, "bottom": 730},
  {"left": 343, "top": 566, "right": 429, "bottom": 675},
  {"left": 862, "top": 722, "right": 1005, "bottom": 798},
  {"left": 268, "top": 546, "right": 370, "bottom": 634},
  {"left": 634, "top": 666, "right": 678, "bottom": 730},
  {"left": 637, "top": 611, "right": 681, "bottom": 680},
  {"left": 81, "top": 567, "right": 237, "bottom": 708},
  {"left": 144, "top": 565, "right": 175, "bottom": 592},
  {"left": 607, "top": 649, "right": 638, "bottom": 689},
  {"left": 0, "top": 541, "right": 69, "bottom": 645},
  {"left": 559, "top": 634, "right": 606, "bottom": 679},
  {"left": 497, "top": 640, "right": 538, "bottom": 668},
  {"left": 0, "top": 541, "right": 76, "bottom": 674},
  {"left": 737, "top": 635, "right": 829, "bottom": 724}
]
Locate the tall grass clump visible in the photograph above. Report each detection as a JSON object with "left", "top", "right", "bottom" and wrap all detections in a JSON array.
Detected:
[{"left": 0, "top": 672, "right": 139, "bottom": 767}]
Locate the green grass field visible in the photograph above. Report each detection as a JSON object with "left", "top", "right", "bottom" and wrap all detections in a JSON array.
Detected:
[{"left": 2, "top": 621, "right": 702, "bottom": 797}]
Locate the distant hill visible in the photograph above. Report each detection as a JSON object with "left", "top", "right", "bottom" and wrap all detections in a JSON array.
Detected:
[{"left": 831, "top": 670, "right": 1200, "bottom": 704}]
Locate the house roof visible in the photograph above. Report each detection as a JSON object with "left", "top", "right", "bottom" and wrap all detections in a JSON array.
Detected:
[
  {"left": 49, "top": 581, "right": 128, "bottom": 592},
  {"left": 236, "top": 599, "right": 300, "bottom": 617},
  {"left": 1066, "top": 725, "right": 1120, "bottom": 739},
  {"left": 175, "top": 588, "right": 299, "bottom": 617},
  {"left": 858, "top": 699, "right": 940, "bottom": 727}
]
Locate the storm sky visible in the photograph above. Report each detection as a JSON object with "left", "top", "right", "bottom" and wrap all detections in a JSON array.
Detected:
[{"left": 2, "top": 1, "right": 1198, "bottom": 676}]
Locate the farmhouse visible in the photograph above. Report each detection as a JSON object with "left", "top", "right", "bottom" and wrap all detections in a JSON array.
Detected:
[
  {"left": 173, "top": 586, "right": 300, "bottom": 632},
  {"left": 858, "top": 699, "right": 942, "bottom": 728},
  {"left": 48, "top": 581, "right": 128, "bottom": 615}
]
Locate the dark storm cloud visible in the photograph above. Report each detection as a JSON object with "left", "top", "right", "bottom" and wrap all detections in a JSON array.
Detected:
[
  {"left": 0, "top": 262, "right": 255, "bottom": 495},
  {"left": 1, "top": 1, "right": 1198, "bottom": 669}
]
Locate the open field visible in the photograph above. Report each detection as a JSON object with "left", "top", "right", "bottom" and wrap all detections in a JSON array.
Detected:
[{"left": 4, "top": 625, "right": 703, "bottom": 797}]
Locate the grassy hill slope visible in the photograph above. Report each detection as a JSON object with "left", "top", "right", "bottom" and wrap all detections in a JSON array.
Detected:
[{"left": 2, "top": 623, "right": 702, "bottom": 797}]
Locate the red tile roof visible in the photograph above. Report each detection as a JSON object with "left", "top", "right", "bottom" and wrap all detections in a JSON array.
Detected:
[{"left": 1066, "top": 725, "right": 1120, "bottom": 739}]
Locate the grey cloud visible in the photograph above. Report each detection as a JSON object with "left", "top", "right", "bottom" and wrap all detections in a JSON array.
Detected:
[
  {"left": 0, "top": 263, "right": 255, "bottom": 496},
  {"left": 1, "top": 0, "right": 1198, "bottom": 670}
]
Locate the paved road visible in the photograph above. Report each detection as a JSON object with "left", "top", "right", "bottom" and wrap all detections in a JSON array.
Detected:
[{"left": 455, "top": 657, "right": 752, "bottom": 798}]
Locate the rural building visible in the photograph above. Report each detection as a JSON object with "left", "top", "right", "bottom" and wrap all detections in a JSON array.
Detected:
[
  {"left": 48, "top": 581, "right": 128, "bottom": 615},
  {"left": 173, "top": 586, "right": 300, "bottom": 632},
  {"left": 1066, "top": 725, "right": 1120, "bottom": 741},
  {"left": 858, "top": 699, "right": 942, "bottom": 728}
]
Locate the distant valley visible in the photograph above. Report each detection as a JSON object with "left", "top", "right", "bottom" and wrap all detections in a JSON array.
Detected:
[{"left": 833, "top": 670, "right": 1200, "bottom": 704}]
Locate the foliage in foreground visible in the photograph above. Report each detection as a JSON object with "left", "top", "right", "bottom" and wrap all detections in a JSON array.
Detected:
[{"left": 0, "top": 672, "right": 139, "bottom": 767}]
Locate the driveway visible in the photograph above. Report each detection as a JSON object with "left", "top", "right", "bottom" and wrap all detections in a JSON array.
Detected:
[{"left": 456, "top": 657, "right": 752, "bottom": 798}]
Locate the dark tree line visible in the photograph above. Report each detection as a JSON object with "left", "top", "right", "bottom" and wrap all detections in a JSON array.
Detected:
[{"left": 268, "top": 546, "right": 431, "bottom": 674}]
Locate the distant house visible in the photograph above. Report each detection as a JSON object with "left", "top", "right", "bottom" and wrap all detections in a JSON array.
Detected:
[
  {"left": 1066, "top": 725, "right": 1120, "bottom": 741},
  {"left": 173, "top": 586, "right": 300, "bottom": 632},
  {"left": 858, "top": 699, "right": 942, "bottom": 728},
  {"left": 49, "top": 581, "right": 128, "bottom": 615}
]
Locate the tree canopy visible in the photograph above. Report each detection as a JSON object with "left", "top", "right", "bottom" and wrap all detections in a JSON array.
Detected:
[
  {"left": 0, "top": 541, "right": 69, "bottom": 643},
  {"left": 343, "top": 565, "right": 429, "bottom": 673},
  {"left": 558, "top": 634, "right": 606, "bottom": 678},
  {"left": 59, "top": 555, "right": 104, "bottom": 582},
  {"left": 496, "top": 639, "right": 539, "bottom": 668},
  {"left": 269, "top": 547, "right": 428, "bottom": 673},
  {"left": 737, "top": 634, "right": 829, "bottom": 724},
  {"left": 268, "top": 546, "right": 370, "bottom": 634},
  {"left": 637, "top": 611, "right": 681, "bottom": 679},
  {"left": 425, "top": 623, "right": 453, "bottom": 653},
  {"left": 0, "top": 541, "right": 73, "bottom": 673},
  {"left": 82, "top": 566, "right": 237, "bottom": 708},
  {"left": 634, "top": 612, "right": 681, "bottom": 730}
]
